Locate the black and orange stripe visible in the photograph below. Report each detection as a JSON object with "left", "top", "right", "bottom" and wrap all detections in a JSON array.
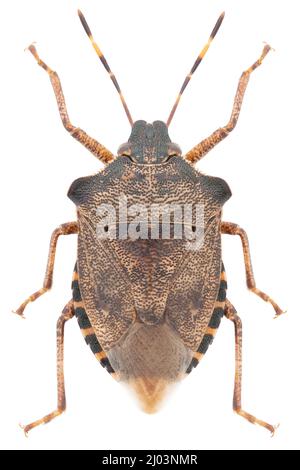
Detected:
[
  {"left": 78, "top": 10, "right": 133, "bottom": 126},
  {"left": 186, "top": 262, "right": 227, "bottom": 374},
  {"left": 72, "top": 263, "right": 115, "bottom": 375},
  {"left": 166, "top": 12, "right": 225, "bottom": 127}
]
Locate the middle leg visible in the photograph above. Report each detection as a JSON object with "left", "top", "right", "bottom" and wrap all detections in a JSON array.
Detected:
[
  {"left": 221, "top": 221, "right": 284, "bottom": 317},
  {"left": 14, "top": 221, "right": 78, "bottom": 317}
]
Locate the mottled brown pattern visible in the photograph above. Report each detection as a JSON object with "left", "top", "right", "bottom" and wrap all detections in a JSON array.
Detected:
[
  {"left": 69, "top": 156, "right": 231, "bottom": 352},
  {"left": 66, "top": 151, "right": 232, "bottom": 409},
  {"left": 225, "top": 299, "right": 277, "bottom": 435},
  {"left": 28, "top": 45, "right": 114, "bottom": 163},
  {"left": 185, "top": 45, "right": 271, "bottom": 163},
  {"left": 165, "top": 221, "right": 221, "bottom": 350},
  {"left": 186, "top": 265, "right": 227, "bottom": 372},
  {"left": 221, "top": 221, "right": 284, "bottom": 317},
  {"left": 14, "top": 222, "right": 78, "bottom": 317},
  {"left": 21, "top": 300, "right": 74, "bottom": 435}
]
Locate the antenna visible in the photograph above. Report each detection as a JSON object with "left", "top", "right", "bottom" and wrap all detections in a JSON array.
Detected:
[
  {"left": 166, "top": 12, "right": 225, "bottom": 127},
  {"left": 78, "top": 10, "right": 133, "bottom": 126}
]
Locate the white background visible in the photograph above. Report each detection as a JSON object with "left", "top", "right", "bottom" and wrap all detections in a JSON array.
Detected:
[{"left": 0, "top": 0, "right": 299, "bottom": 450}]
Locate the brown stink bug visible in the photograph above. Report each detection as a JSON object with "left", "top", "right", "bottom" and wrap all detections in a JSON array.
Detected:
[{"left": 15, "top": 10, "right": 284, "bottom": 435}]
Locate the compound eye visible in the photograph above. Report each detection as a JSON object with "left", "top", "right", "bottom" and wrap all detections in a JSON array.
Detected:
[
  {"left": 117, "top": 143, "right": 132, "bottom": 157},
  {"left": 168, "top": 143, "right": 182, "bottom": 157}
]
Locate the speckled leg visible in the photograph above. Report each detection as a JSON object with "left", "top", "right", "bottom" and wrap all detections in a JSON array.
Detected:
[
  {"left": 27, "top": 44, "right": 114, "bottom": 163},
  {"left": 225, "top": 299, "right": 277, "bottom": 435},
  {"left": 221, "top": 221, "right": 284, "bottom": 318},
  {"left": 14, "top": 222, "right": 78, "bottom": 317},
  {"left": 20, "top": 300, "right": 74, "bottom": 436}
]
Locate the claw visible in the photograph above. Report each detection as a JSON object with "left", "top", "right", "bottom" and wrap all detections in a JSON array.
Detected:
[
  {"left": 270, "top": 423, "right": 280, "bottom": 437},
  {"left": 19, "top": 423, "right": 29, "bottom": 438},
  {"left": 12, "top": 308, "right": 26, "bottom": 319},
  {"left": 273, "top": 310, "right": 287, "bottom": 320},
  {"left": 263, "top": 41, "right": 275, "bottom": 52},
  {"left": 24, "top": 41, "right": 36, "bottom": 53}
]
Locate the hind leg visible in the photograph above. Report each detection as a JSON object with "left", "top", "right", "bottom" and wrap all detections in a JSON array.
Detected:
[
  {"left": 21, "top": 300, "right": 74, "bottom": 435},
  {"left": 225, "top": 299, "right": 277, "bottom": 435},
  {"left": 14, "top": 222, "right": 78, "bottom": 317}
]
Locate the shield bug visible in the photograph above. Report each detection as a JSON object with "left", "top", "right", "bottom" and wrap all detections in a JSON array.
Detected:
[{"left": 16, "top": 10, "right": 284, "bottom": 435}]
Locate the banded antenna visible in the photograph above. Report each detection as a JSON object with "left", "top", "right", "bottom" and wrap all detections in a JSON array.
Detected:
[
  {"left": 166, "top": 12, "right": 225, "bottom": 127},
  {"left": 78, "top": 10, "right": 133, "bottom": 126}
]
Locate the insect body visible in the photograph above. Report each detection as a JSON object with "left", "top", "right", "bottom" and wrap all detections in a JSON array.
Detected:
[
  {"left": 69, "top": 132, "right": 231, "bottom": 413},
  {"left": 16, "top": 10, "right": 284, "bottom": 435}
]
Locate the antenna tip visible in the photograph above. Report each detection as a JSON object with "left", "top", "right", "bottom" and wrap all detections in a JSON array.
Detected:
[
  {"left": 210, "top": 11, "right": 225, "bottom": 39},
  {"left": 78, "top": 9, "right": 92, "bottom": 38}
]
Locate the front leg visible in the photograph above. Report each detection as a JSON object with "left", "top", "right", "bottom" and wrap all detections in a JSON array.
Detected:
[
  {"left": 14, "top": 222, "right": 78, "bottom": 317},
  {"left": 221, "top": 221, "right": 284, "bottom": 317},
  {"left": 28, "top": 45, "right": 114, "bottom": 164},
  {"left": 185, "top": 44, "right": 272, "bottom": 163}
]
